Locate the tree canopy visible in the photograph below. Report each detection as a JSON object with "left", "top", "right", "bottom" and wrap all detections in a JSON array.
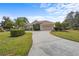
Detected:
[
  {"left": 15, "top": 17, "right": 29, "bottom": 28},
  {"left": 1, "top": 16, "right": 14, "bottom": 29},
  {"left": 63, "top": 11, "right": 79, "bottom": 29}
]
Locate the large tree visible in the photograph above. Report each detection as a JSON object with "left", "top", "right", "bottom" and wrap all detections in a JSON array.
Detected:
[
  {"left": 1, "top": 16, "right": 14, "bottom": 30},
  {"left": 63, "top": 11, "right": 79, "bottom": 29},
  {"left": 15, "top": 17, "right": 29, "bottom": 28},
  {"left": 64, "top": 11, "right": 74, "bottom": 28}
]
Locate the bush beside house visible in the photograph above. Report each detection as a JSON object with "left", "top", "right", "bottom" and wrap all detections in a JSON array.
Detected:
[
  {"left": 10, "top": 29, "right": 25, "bottom": 37},
  {"left": 53, "top": 21, "right": 70, "bottom": 31}
]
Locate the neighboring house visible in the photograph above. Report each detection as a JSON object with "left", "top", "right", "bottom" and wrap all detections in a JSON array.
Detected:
[
  {"left": 25, "top": 23, "right": 33, "bottom": 30},
  {"left": 31, "top": 20, "right": 54, "bottom": 31}
]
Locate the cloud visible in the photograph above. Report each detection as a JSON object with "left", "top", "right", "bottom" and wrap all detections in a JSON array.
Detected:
[
  {"left": 26, "top": 15, "right": 65, "bottom": 23},
  {"left": 40, "top": 3, "right": 52, "bottom": 8},
  {"left": 27, "top": 16, "right": 56, "bottom": 23},
  {"left": 39, "top": 3, "right": 79, "bottom": 22},
  {"left": 2, "top": 4, "right": 79, "bottom": 23},
  {"left": 45, "top": 7, "right": 58, "bottom": 13},
  {"left": 45, "top": 3, "right": 79, "bottom": 15},
  {"left": 27, "top": 16, "right": 47, "bottom": 23}
]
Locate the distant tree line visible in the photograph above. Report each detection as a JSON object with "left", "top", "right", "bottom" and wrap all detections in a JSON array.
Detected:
[
  {"left": 1, "top": 11, "right": 79, "bottom": 32},
  {"left": 0, "top": 16, "right": 29, "bottom": 31},
  {"left": 54, "top": 11, "right": 79, "bottom": 31}
]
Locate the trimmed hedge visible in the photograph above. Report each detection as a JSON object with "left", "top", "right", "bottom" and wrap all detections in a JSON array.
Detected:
[{"left": 10, "top": 29, "right": 25, "bottom": 37}]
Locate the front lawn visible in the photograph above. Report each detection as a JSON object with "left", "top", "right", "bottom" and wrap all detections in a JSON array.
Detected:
[
  {"left": 51, "top": 30, "right": 79, "bottom": 42},
  {"left": 0, "top": 32, "right": 32, "bottom": 56}
]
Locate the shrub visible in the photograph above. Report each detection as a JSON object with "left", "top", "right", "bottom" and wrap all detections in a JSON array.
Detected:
[
  {"left": 54, "top": 27, "right": 63, "bottom": 31},
  {"left": 10, "top": 29, "right": 25, "bottom": 37}
]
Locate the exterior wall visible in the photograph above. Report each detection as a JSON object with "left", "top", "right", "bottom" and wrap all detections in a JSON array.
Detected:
[
  {"left": 40, "top": 23, "right": 53, "bottom": 31},
  {"left": 27, "top": 20, "right": 54, "bottom": 31}
]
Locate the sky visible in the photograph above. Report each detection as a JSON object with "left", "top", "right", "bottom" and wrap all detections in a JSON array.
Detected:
[{"left": 0, "top": 3, "right": 79, "bottom": 23}]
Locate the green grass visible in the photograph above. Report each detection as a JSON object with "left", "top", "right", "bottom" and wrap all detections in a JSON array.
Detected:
[
  {"left": 0, "top": 32, "right": 32, "bottom": 56},
  {"left": 51, "top": 30, "right": 79, "bottom": 42}
]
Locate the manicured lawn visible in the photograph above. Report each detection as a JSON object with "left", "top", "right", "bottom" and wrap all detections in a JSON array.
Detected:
[
  {"left": 0, "top": 32, "right": 32, "bottom": 56},
  {"left": 51, "top": 30, "right": 79, "bottom": 42}
]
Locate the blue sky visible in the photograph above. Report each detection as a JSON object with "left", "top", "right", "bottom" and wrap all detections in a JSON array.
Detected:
[{"left": 0, "top": 3, "right": 79, "bottom": 23}]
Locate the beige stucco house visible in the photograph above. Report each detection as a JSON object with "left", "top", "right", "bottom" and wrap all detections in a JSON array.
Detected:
[{"left": 26, "top": 20, "right": 54, "bottom": 31}]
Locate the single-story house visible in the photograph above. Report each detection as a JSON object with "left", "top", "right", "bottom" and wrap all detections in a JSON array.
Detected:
[{"left": 26, "top": 20, "right": 54, "bottom": 31}]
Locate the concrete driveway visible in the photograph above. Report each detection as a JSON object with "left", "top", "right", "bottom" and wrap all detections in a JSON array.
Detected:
[{"left": 28, "top": 31, "right": 79, "bottom": 56}]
